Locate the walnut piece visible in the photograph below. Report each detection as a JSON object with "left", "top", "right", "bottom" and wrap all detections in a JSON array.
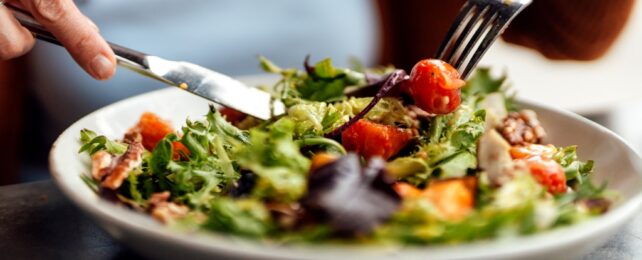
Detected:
[
  {"left": 498, "top": 110, "right": 546, "bottom": 145},
  {"left": 90, "top": 132, "right": 144, "bottom": 190},
  {"left": 148, "top": 192, "right": 189, "bottom": 224},
  {"left": 91, "top": 151, "right": 114, "bottom": 181}
]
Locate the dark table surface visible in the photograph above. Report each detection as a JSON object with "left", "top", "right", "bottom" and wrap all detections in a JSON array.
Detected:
[{"left": 0, "top": 180, "right": 640, "bottom": 260}]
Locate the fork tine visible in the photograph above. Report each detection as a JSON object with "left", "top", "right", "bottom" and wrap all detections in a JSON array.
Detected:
[
  {"left": 446, "top": 5, "right": 490, "bottom": 65},
  {"left": 460, "top": 2, "right": 528, "bottom": 79},
  {"left": 434, "top": 2, "right": 475, "bottom": 60},
  {"left": 452, "top": 10, "right": 497, "bottom": 71},
  {"left": 460, "top": 20, "right": 505, "bottom": 78},
  {"left": 435, "top": 0, "right": 532, "bottom": 79}
]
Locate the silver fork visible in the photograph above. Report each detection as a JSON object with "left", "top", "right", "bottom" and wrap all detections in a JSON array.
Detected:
[{"left": 435, "top": 0, "right": 532, "bottom": 79}]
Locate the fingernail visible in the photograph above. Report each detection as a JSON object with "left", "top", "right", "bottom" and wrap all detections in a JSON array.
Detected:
[{"left": 90, "top": 54, "right": 113, "bottom": 80}]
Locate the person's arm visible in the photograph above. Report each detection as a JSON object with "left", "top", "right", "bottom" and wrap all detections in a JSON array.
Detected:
[
  {"left": 375, "top": 0, "right": 465, "bottom": 71},
  {"left": 376, "top": 0, "right": 636, "bottom": 69},
  {"left": 502, "top": 0, "right": 636, "bottom": 60},
  {"left": 0, "top": 0, "right": 116, "bottom": 79}
]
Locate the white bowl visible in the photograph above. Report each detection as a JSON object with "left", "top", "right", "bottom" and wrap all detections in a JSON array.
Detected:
[{"left": 49, "top": 85, "right": 642, "bottom": 260}]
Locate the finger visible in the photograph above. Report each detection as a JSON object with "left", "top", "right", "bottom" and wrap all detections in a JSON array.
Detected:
[
  {"left": 0, "top": 6, "right": 36, "bottom": 60},
  {"left": 20, "top": 0, "right": 115, "bottom": 80}
]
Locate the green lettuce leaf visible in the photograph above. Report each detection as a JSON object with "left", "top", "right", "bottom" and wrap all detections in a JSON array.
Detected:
[
  {"left": 462, "top": 68, "right": 516, "bottom": 111},
  {"left": 259, "top": 56, "right": 366, "bottom": 103},
  {"left": 403, "top": 107, "right": 485, "bottom": 184},
  {"left": 235, "top": 118, "right": 311, "bottom": 202},
  {"left": 553, "top": 145, "right": 594, "bottom": 184},
  {"left": 141, "top": 107, "right": 250, "bottom": 208},
  {"left": 285, "top": 97, "right": 413, "bottom": 136},
  {"left": 203, "top": 198, "right": 273, "bottom": 237}
]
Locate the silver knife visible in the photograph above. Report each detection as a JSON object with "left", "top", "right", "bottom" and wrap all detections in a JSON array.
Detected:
[{"left": 8, "top": 4, "right": 285, "bottom": 120}]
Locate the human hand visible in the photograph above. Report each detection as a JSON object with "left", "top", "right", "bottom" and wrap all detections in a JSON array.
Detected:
[{"left": 0, "top": 0, "right": 116, "bottom": 80}]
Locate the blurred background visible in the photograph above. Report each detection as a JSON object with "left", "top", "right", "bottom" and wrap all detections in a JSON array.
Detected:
[{"left": 0, "top": 0, "right": 640, "bottom": 185}]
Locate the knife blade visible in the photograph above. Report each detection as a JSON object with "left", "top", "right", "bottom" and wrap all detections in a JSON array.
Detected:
[{"left": 8, "top": 3, "right": 285, "bottom": 120}]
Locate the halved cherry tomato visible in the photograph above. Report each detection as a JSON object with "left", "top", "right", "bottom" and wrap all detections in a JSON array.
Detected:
[
  {"left": 406, "top": 59, "right": 465, "bottom": 114},
  {"left": 523, "top": 157, "right": 567, "bottom": 194},
  {"left": 341, "top": 120, "right": 414, "bottom": 160},
  {"left": 219, "top": 107, "right": 247, "bottom": 125}
]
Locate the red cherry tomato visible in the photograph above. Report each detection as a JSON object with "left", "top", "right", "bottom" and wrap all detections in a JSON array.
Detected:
[
  {"left": 219, "top": 107, "right": 247, "bottom": 125},
  {"left": 407, "top": 59, "right": 465, "bottom": 114},
  {"left": 524, "top": 158, "right": 567, "bottom": 194},
  {"left": 341, "top": 120, "right": 414, "bottom": 160}
]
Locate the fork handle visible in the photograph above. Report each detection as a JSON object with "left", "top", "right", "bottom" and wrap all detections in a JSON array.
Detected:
[{"left": 7, "top": 3, "right": 149, "bottom": 70}]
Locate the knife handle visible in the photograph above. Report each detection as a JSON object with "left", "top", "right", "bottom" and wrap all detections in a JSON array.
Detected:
[{"left": 7, "top": 3, "right": 149, "bottom": 69}]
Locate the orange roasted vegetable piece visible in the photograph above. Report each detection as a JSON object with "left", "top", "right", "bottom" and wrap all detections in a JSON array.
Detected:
[
  {"left": 310, "top": 153, "right": 339, "bottom": 172},
  {"left": 341, "top": 120, "right": 414, "bottom": 160},
  {"left": 423, "top": 176, "right": 477, "bottom": 221},
  {"left": 393, "top": 182, "right": 422, "bottom": 198},
  {"left": 393, "top": 177, "right": 477, "bottom": 221},
  {"left": 134, "top": 112, "right": 189, "bottom": 159},
  {"left": 135, "top": 112, "right": 174, "bottom": 150}
]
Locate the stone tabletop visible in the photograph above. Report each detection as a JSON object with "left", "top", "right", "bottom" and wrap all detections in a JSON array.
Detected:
[{"left": 0, "top": 180, "right": 640, "bottom": 260}]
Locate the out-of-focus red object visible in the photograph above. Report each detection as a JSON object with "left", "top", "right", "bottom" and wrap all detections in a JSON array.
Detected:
[
  {"left": 524, "top": 158, "right": 567, "bottom": 194},
  {"left": 219, "top": 107, "right": 247, "bottom": 125}
]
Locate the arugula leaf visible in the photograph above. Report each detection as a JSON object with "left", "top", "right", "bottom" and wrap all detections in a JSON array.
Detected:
[{"left": 78, "top": 129, "right": 128, "bottom": 155}]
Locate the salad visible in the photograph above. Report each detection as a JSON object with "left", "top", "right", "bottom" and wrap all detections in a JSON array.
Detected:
[{"left": 79, "top": 57, "right": 613, "bottom": 244}]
